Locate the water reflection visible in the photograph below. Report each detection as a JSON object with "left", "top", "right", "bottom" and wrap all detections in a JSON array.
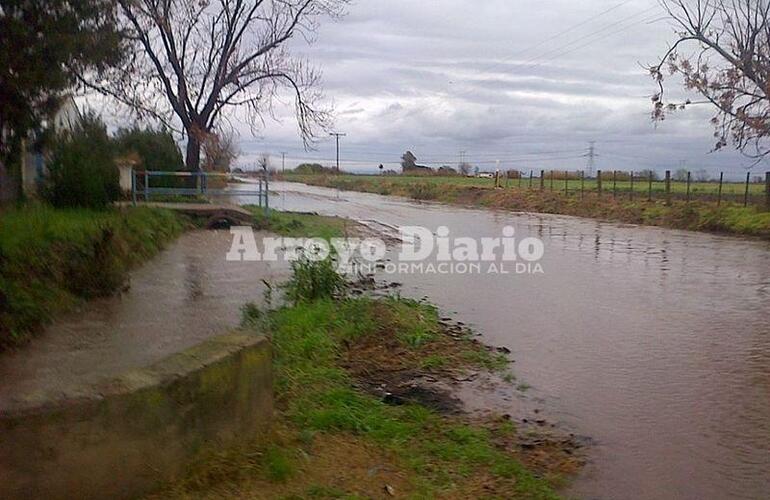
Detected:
[
  {"left": 0, "top": 230, "right": 290, "bottom": 410},
  {"left": 247, "top": 182, "right": 770, "bottom": 500}
]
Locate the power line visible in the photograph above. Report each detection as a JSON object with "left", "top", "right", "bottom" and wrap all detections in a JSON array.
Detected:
[
  {"left": 447, "top": 2, "right": 661, "bottom": 101},
  {"left": 518, "top": 5, "right": 660, "bottom": 67},
  {"left": 456, "top": 1, "right": 636, "bottom": 82}
]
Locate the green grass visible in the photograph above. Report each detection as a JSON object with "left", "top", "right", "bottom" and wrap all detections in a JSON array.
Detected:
[
  {"left": 246, "top": 207, "right": 353, "bottom": 240},
  {"left": 285, "top": 172, "right": 769, "bottom": 197},
  {"left": 0, "top": 204, "right": 185, "bottom": 349},
  {"left": 259, "top": 297, "right": 558, "bottom": 498}
]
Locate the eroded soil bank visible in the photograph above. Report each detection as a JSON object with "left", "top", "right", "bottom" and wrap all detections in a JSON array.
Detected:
[{"left": 152, "top": 288, "right": 582, "bottom": 499}]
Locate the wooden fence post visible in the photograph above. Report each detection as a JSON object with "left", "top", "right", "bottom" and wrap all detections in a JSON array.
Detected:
[
  {"left": 550, "top": 170, "right": 554, "bottom": 191},
  {"left": 613, "top": 170, "right": 617, "bottom": 199},
  {"left": 648, "top": 171, "right": 653, "bottom": 202},
  {"left": 597, "top": 170, "right": 602, "bottom": 197},
  {"left": 540, "top": 170, "right": 545, "bottom": 191},
  {"left": 686, "top": 171, "right": 691, "bottom": 202},
  {"left": 580, "top": 170, "right": 585, "bottom": 199},
  {"left": 765, "top": 172, "right": 770, "bottom": 211},
  {"left": 564, "top": 171, "right": 569, "bottom": 195},
  {"left": 529, "top": 170, "right": 533, "bottom": 189},
  {"left": 717, "top": 172, "right": 723, "bottom": 207},
  {"left": 665, "top": 170, "right": 671, "bottom": 206},
  {"left": 630, "top": 171, "right": 634, "bottom": 201},
  {"left": 744, "top": 171, "right": 751, "bottom": 207}
]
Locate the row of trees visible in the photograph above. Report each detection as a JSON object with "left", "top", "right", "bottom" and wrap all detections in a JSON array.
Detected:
[{"left": 1, "top": 0, "right": 347, "bottom": 199}]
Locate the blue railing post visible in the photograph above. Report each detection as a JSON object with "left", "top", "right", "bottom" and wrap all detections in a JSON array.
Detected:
[{"left": 264, "top": 169, "right": 270, "bottom": 217}]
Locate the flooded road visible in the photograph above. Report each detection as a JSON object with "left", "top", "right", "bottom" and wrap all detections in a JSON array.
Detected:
[
  {"left": 243, "top": 182, "right": 770, "bottom": 500},
  {"left": 0, "top": 230, "right": 288, "bottom": 411}
]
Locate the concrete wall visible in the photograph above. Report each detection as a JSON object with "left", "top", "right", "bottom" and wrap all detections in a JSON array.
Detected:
[{"left": 0, "top": 330, "right": 272, "bottom": 499}]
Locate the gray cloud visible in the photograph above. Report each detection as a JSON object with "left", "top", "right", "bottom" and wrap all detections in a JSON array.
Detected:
[{"left": 235, "top": 0, "right": 766, "bottom": 178}]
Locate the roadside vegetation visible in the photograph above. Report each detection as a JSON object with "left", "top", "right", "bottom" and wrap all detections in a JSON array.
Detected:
[
  {"left": 154, "top": 257, "right": 570, "bottom": 499},
  {"left": 248, "top": 207, "right": 354, "bottom": 239},
  {"left": 0, "top": 205, "right": 184, "bottom": 350},
  {"left": 284, "top": 173, "right": 770, "bottom": 240}
]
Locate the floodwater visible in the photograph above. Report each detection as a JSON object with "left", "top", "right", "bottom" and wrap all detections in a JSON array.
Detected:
[
  {"left": 0, "top": 230, "right": 289, "bottom": 411},
  {"left": 238, "top": 181, "right": 770, "bottom": 500}
]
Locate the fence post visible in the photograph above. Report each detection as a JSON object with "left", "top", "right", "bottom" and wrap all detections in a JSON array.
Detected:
[
  {"left": 686, "top": 171, "right": 691, "bottom": 202},
  {"left": 744, "top": 171, "right": 750, "bottom": 207},
  {"left": 144, "top": 170, "right": 149, "bottom": 201},
  {"left": 613, "top": 170, "right": 617, "bottom": 199},
  {"left": 529, "top": 170, "right": 533, "bottom": 189},
  {"left": 665, "top": 170, "right": 671, "bottom": 206},
  {"left": 597, "top": 170, "right": 602, "bottom": 197},
  {"left": 630, "top": 171, "right": 635, "bottom": 201},
  {"left": 648, "top": 171, "right": 653, "bottom": 202},
  {"left": 540, "top": 170, "right": 545, "bottom": 191},
  {"left": 717, "top": 172, "right": 724, "bottom": 207},
  {"left": 550, "top": 170, "right": 554, "bottom": 191},
  {"left": 564, "top": 171, "right": 569, "bottom": 195},
  {"left": 580, "top": 170, "right": 585, "bottom": 200},
  {"left": 765, "top": 172, "right": 770, "bottom": 211}
]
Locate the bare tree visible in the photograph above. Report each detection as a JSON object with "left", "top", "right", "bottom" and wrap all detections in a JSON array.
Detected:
[
  {"left": 650, "top": 0, "right": 770, "bottom": 160},
  {"left": 257, "top": 153, "right": 271, "bottom": 172},
  {"left": 87, "top": 0, "right": 347, "bottom": 171},
  {"left": 202, "top": 129, "right": 240, "bottom": 172}
]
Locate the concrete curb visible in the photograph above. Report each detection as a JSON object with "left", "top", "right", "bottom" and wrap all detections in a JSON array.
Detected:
[{"left": 0, "top": 330, "right": 272, "bottom": 499}]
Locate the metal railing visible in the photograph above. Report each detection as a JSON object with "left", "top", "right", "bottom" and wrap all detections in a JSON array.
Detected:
[{"left": 131, "top": 170, "right": 269, "bottom": 214}]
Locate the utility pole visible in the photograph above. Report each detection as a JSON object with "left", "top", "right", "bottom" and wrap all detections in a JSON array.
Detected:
[
  {"left": 281, "top": 152, "right": 287, "bottom": 173},
  {"left": 585, "top": 141, "right": 596, "bottom": 178},
  {"left": 330, "top": 132, "right": 346, "bottom": 172}
]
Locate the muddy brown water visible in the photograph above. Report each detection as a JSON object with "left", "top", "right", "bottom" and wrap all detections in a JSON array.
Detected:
[
  {"left": 237, "top": 181, "right": 770, "bottom": 500},
  {"left": 0, "top": 230, "right": 289, "bottom": 411}
]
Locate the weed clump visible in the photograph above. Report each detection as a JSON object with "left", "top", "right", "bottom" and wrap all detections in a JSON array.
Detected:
[{"left": 282, "top": 256, "right": 345, "bottom": 305}]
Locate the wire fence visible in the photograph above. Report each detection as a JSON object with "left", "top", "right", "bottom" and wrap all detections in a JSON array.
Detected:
[{"left": 501, "top": 169, "right": 770, "bottom": 209}]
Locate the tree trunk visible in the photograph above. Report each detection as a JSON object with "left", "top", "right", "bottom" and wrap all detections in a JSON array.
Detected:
[{"left": 185, "top": 134, "right": 202, "bottom": 172}]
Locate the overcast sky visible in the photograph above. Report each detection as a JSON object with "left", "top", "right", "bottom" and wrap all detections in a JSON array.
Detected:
[{"left": 229, "top": 1, "right": 766, "bottom": 177}]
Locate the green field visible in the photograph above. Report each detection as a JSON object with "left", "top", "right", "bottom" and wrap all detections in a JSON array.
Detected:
[
  {"left": 281, "top": 172, "right": 770, "bottom": 239},
  {"left": 285, "top": 173, "right": 768, "bottom": 201}
]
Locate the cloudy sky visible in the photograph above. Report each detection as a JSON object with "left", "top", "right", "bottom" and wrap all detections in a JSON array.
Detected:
[{"left": 231, "top": 0, "right": 765, "bottom": 178}]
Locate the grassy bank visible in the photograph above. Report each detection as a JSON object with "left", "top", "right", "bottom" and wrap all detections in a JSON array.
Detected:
[
  {"left": 284, "top": 174, "right": 770, "bottom": 240},
  {"left": 248, "top": 208, "right": 354, "bottom": 239},
  {"left": 155, "top": 293, "right": 565, "bottom": 499},
  {"left": 0, "top": 205, "right": 184, "bottom": 350}
]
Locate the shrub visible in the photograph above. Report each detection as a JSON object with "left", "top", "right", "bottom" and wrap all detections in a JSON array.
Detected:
[
  {"left": 114, "top": 126, "right": 184, "bottom": 173},
  {"left": 283, "top": 256, "right": 345, "bottom": 305},
  {"left": 114, "top": 126, "right": 185, "bottom": 189},
  {"left": 43, "top": 113, "right": 120, "bottom": 209}
]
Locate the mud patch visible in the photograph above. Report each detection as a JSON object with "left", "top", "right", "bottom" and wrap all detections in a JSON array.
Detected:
[{"left": 338, "top": 302, "right": 586, "bottom": 481}]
